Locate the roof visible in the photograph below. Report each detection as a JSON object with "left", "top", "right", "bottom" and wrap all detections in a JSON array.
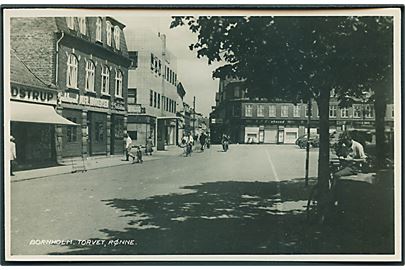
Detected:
[{"left": 10, "top": 50, "right": 50, "bottom": 89}]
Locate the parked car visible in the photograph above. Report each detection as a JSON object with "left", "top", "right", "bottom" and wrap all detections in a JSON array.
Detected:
[{"left": 296, "top": 134, "right": 319, "bottom": 149}]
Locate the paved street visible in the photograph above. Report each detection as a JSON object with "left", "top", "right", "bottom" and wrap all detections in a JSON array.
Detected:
[{"left": 10, "top": 144, "right": 393, "bottom": 256}]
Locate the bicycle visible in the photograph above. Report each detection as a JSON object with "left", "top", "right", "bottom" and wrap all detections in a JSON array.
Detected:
[{"left": 306, "top": 158, "right": 342, "bottom": 224}]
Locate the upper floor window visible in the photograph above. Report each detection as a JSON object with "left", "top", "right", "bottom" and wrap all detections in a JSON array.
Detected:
[
  {"left": 115, "top": 70, "right": 123, "bottom": 97},
  {"left": 341, "top": 107, "right": 349, "bottom": 118},
  {"left": 106, "top": 21, "right": 112, "bottom": 46},
  {"left": 66, "top": 54, "right": 78, "bottom": 88},
  {"left": 66, "top": 17, "right": 75, "bottom": 30},
  {"left": 364, "top": 104, "right": 374, "bottom": 118},
  {"left": 293, "top": 105, "right": 300, "bottom": 117},
  {"left": 257, "top": 105, "right": 264, "bottom": 117},
  {"left": 269, "top": 105, "right": 276, "bottom": 117},
  {"left": 128, "top": 51, "right": 138, "bottom": 69},
  {"left": 96, "top": 17, "right": 102, "bottom": 41},
  {"left": 281, "top": 105, "right": 289, "bottom": 117},
  {"left": 245, "top": 104, "right": 253, "bottom": 117},
  {"left": 353, "top": 105, "right": 362, "bottom": 118},
  {"left": 128, "top": 88, "right": 137, "bottom": 105},
  {"left": 113, "top": 26, "right": 120, "bottom": 50},
  {"left": 157, "top": 93, "right": 161, "bottom": 109},
  {"left": 158, "top": 60, "right": 162, "bottom": 76},
  {"left": 150, "top": 54, "right": 154, "bottom": 71},
  {"left": 153, "top": 92, "right": 157, "bottom": 108},
  {"left": 101, "top": 65, "right": 110, "bottom": 94},
  {"left": 391, "top": 108, "right": 394, "bottom": 118},
  {"left": 85, "top": 60, "right": 95, "bottom": 92},
  {"left": 149, "top": 90, "right": 153, "bottom": 107},
  {"left": 329, "top": 105, "right": 337, "bottom": 118},
  {"left": 78, "top": 17, "right": 86, "bottom": 35}
]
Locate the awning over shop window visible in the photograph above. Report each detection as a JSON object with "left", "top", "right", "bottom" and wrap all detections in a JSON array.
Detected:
[{"left": 10, "top": 101, "right": 78, "bottom": 125}]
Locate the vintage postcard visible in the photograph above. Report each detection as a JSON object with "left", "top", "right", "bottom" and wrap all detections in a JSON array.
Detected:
[{"left": 2, "top": 6, "right": 403, "bottom": 264}]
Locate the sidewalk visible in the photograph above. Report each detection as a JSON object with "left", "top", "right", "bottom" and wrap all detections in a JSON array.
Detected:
[{"left": 10, "top": 145, "right": 184, "bottom": 182}]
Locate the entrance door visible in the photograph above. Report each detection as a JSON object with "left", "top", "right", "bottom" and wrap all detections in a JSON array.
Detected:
[
  {"left": 277, "top": 129, "right": 285, "bottom": 144},
  {"left": 88, "top": 112, "right": 107, "bottom": 155},
  {"left": 264, "top": 129, "right": 277, "bottom": 143}
]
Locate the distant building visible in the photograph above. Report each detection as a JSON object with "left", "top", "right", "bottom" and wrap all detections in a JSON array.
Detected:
[
  {"left": 10, "top": 16, "right": 131, "bottom": 165},
  {"left": 209, "top": 76, "right": 395, "bottom": 144},
  {"left": 125, "top": 28, "right": 181, "bottom": 150}
]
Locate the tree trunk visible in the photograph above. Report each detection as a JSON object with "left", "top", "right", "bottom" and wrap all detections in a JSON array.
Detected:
[
  {"left": 374, "top": 84, "right": 387, "bottom": 170},
  {"left": 317, "top": 90, "right": 330, "bottom": 193}
]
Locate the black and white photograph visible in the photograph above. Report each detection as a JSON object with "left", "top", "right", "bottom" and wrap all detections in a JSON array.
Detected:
[{"left": 2, "top": 6, "right": 403, "bottom": 263}]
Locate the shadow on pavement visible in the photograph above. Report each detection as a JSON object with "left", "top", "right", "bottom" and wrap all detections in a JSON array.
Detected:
[{"left": 50, "top": 176, "right": 394, "bottom": 255}]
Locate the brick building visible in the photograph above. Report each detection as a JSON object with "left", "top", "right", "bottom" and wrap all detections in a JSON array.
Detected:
[
  {"left": 10, "top": 16, "right": 131, "bottom": 161},
  {"left": 209, "top": 77, "right": 395, "bottom": 144}
]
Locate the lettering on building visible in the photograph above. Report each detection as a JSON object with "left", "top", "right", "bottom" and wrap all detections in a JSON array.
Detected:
[
  {"left": 111, "top": 100, "right": 126, "bottom": 111},
  {"left": 11, "top": 85, "right": 56, "bottom": 105},
  {"left": 79, "top": 96, "right": 109, "bottom": 109}
]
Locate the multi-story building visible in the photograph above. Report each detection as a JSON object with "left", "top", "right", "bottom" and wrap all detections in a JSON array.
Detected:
[
  {"left": 10, "top": 16, "right": 131, "bottom": 162},
  {"left": 125, "top": 28, "right": 182, "bottom": 150},
  {"left": 210, "top": 77, "right": 395, "bottom": 144}
]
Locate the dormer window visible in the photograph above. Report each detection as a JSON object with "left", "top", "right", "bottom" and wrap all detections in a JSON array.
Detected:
[
  {"left": 66, "top": 17, "right": 75, "bottom": 30},
  {"left": 78, "top": 17, "right": 86, "bottom": 35},
  {"left": 96, "top": 17, "right": 102, "bottom": 41},
  {"left": 113, "top": 25, "right": 120, "bottom": 50},
  {"left": 106, "top": 21, "right": 112, "bottom": 46}
]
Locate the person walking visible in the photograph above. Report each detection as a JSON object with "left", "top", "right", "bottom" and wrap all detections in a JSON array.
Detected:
[
  {"left": 199, "top": 132, "right": 207, "bottom": 151},
  {"left": 146, "top": 136, "right": 153, "bottom": 156},
  {"left": 124, "top": 133, "right": 132, "bottom": 161},
  {"left": 10, "top": 136, "right": 16, "bottom": 176}
]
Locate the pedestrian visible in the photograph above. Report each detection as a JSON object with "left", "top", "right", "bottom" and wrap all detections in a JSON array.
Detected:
[
  {"left": 10, "top": 135, "right": 16, "bottom": 176},
  {"left": 199, "top": 132, "right": 207, "bottom": 151},
  {"left": 124, "top": 133, "right": 132, "bottom": 161},
  {"left": 146, "top": 136, "right": 153, "bottom": 156},
  {"left": 186, "top": 133, "right": 193, "bottom": 157}
]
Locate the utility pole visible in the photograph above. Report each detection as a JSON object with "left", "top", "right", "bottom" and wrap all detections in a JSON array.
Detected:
[
  {"left": 305, "top": 99, "right": 312, "bottom": 187},
  {"left": 193, "top": 96, "right": 196, "bottom": 136}
]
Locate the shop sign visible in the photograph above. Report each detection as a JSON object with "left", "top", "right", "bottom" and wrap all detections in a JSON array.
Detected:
[
  {"left": 111, "top": 100, "right": 125, "bottom": 111},
  {"left": 79, "top": 96, "right": 109, "bottom": 109},
  {"left": 60, "top": 92, "right": 79, "bottom": 104},
  {"left": 270, "top": 120, "right": 285, "bottom": 124},
  {"left": 11, "top": 85, "right": 57, "bottom": 105},
  {"left": 128, "top": 104, "right": 145, "bottom": 114}
]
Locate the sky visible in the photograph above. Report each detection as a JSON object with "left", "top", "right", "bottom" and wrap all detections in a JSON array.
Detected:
[{"left": 116, "top": 15, "right": 221, "bottom": 117}]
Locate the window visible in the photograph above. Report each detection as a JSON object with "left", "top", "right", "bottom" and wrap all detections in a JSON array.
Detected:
[
  {"left": 128, "top": 89, "right": 137, "bottom": 104},
  {"left": 162, "top": 96, "right": 165, "bottom": 110},
  {"left": 245, "top": 104, "right": 253, "bottom": 117},
  {"left": 128, "top": 51, "right": 138, "bottom": 69},
  {"left": 257, "top": 105, "right": 264, "bottom": 117},
  {"left": 153, "top": 91, "right": 157, "bottom": 107},
  {"left": 174, "top": 73, "right": 177, "bottom": 85},
  {"left": 114, "top": 26, "right": 120, "bottom": 50},
  {"left": 391, "top": 108, "right": 394, "bottom": 118},
  {"left": 115, "top": 70, "right": 123, "bottom": 97},
  {"left": 66, "top": 54, "right": 78, "bottom": 88},
  {"left": 281, "top": 105, "right": 289, "bottom": 117},
  {"left": 269, "top": 105, "right": 276, "bottom": 117},
  {"left": 353, "top": 105, "right": 362, "bottom": 118},
  {"left": 364, "top": 105, "right": 374, "bottom": 118},
  {"left": 149, "top": 90, "right": 153, "bottom": 106},
  {"left": 341, "top": 107, "right": 349, "bottom": 118},
  {"left": 150, "top": 54, "right": 154, "bottom": 71},
  {"left": 154, "top": 57, "right": 158, "bottom": 74},
  {"left": 106, "top": 21, "right": 112, "bottom": 46},
  {"left": 166, "top": 98, "right": 169, "bottom": 111},
  {"left": 329, "top": 105, "right": 337, "bottom": 118},
  {"left": 157, "top": 93, "right": 161, "bottom": 109},
  {"left": 85, "top": 60, "right": 95, "bottom": 92},
  {"left": 158, "top": 60, "right": 162, "bottom": 76},
  {"left": 101, "top": 65, "right": 110, "bottom": 94},
  {"left": 96, "top": 17, "right": 102, "bottom": 41},
  {"left": 66, "top": 17, "right": 75, "bottom": 30},
  {"left": 293, "top": 105, "right": 300, "bottom": 117},
  {"left": 66, "top": 117, "right": 77, "bottom": 142},
  {"left": 78, "top": 17, "right": 86, "bottom": 35},
  {"left": 95, "top": 122, "right": 104, "bottom": 142},
  {"left": 234, "top": 87, "right": 240, "bottom": 98},
  {"left": 304, "top": 105, "right": 310, "bottom": 117}
]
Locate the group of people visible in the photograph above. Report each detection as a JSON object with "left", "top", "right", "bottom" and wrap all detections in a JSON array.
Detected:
[
  {"left": 181, "top": 132, "right": 210, "bottom": 157},
  {"left": 124, "top": 134, "right": 153, "bottom": 164}
]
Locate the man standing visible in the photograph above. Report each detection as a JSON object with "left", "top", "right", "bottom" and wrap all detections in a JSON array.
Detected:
[
  {"left": 199, "top": 132, "right": 207, "bottom": 151},
  {"left": 10, "top": 136, "right": 16, "bottom": 176},
  {"left": 124, "top": 133, "right": 132, "bottom": 161}
]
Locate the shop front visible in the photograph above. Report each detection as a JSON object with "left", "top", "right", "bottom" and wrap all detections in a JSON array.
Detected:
[{"left": 10, "top": 85, "right": 77, "bottom": 170}]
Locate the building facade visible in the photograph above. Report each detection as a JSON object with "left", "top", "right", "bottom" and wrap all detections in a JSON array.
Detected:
[
  {"left": 210, "top": 77, "right": 395, "bottom": 144},
  {"left": 11, "top": 16, "right": 131, "bottom": 161},
  {"left": 125, "top": 28, "right": 182, "bottom": 150}
]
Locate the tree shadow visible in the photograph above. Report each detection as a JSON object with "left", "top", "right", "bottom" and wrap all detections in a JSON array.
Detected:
[{"left": 50, "top": 178, "right": 393, "bottom": 255}]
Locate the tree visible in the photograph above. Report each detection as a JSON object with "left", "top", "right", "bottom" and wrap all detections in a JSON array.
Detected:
[{"left": 171, "top": 16, "right": 393, "bottom": 200}]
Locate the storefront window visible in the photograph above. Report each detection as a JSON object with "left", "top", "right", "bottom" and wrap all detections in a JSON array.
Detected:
[
  {"left": 66, "top": 117, "right": 78, "bottom": 142},
  {"left": 95, "top": 122, "right": 104, "bottom": 142},
  {"left": 114, "top": 120, "right": 124, "bottom": 139}
]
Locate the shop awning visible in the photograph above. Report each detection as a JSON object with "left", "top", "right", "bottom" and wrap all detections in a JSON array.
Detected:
[{"left": 10, "top": 101, "right": 78, "bottom": 125}]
